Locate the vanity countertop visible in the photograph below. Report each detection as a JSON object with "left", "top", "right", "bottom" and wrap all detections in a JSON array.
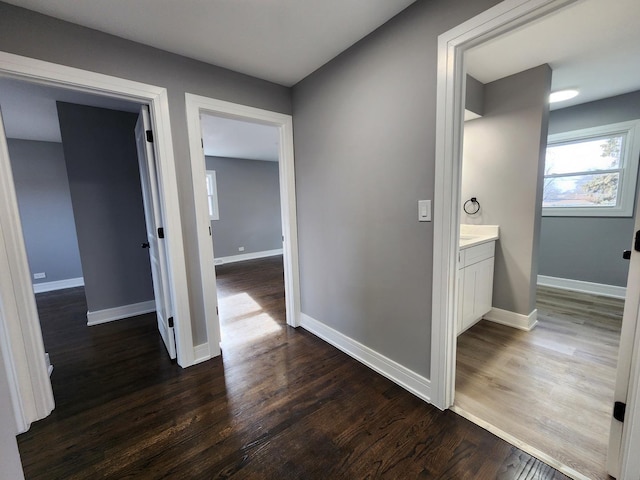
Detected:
[{"left": 459, "top": 224, "right": 499, "bottom": 250}]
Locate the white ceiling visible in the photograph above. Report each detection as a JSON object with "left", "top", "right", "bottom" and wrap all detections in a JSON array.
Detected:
[
  {"left": 201, "top": 114, "right": 279, "bottom": 162},
  {"left": 4, "top": 0, "right": 417, "bottom": 87},
  {"left": 466, "top": 0, "right": 640, "bottom": 110},
  {"left": 4, "top": 0, "right": 640, "bottom": 152}
]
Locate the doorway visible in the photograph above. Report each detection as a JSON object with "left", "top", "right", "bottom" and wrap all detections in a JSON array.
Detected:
[
  {"left": 430, "top": 0, "right": 640, "bottom": 478},
  {"left": 453, "top": 49, "right": 639, "bottom": 479},
  {"left": 198, "top": 113, "right": 286, "bottom": 349},
  {"left": 184, "top": 93, "right": 300, "bottom": 362},
  {"left": 0, "top": 75, "right": 180, "bottom": 402},
  {"left": 0, "top": 52, "right": 194, "bottom": 433}
]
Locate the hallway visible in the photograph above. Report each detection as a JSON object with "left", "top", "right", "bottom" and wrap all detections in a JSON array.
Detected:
[{"left": 18, "top": 259, "right": 568, "bottom": 479}]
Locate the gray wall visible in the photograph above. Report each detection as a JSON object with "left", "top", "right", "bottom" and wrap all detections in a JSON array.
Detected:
[
  {"left": 292, "top": 0, "right": 501, "bottom": 377},
  {"left": 538, "top": 90, "right": 640, "bottom": 287},
  {"left": 461, "top": 65, "right": 552, "bottom": 316},
  {"left": 0, "top": 1, "right": 291, "bottom": 344},
  {"left": 0, "top": 344, "right": 25, "bottom": 480},
  {"left": 465, "top": 75, "right": 485, "bottom": 117},
  {"left": 205, "top": 156, "right": 281, "bottom": 258},
  {"left": 57, "top": 102, "right": 154, "bottom": 312},
  {"left": 7, "top": 139, "right": 83, "bottom": 284}
]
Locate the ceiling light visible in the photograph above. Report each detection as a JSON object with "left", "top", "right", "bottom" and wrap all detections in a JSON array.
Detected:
[{"left": 549, "top": 89, "right": 579, "bottom": 103}]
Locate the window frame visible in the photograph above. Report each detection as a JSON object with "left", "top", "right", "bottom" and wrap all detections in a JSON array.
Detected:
[
  {"left": 542, "top": 119, "right": 640, "bottom": 217},
  {"left": 205, "top": 170, "right": 219, "bottom": 221}
]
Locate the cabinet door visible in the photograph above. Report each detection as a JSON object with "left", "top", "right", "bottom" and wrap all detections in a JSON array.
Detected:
[
  {"left": 474, "top": 257, "right": 495, "bottom": 320},
  {"left": 461, "top": 265, "right": 477, "bottom": 332},
  {"left": 459, "top": 257, "right": 495, "bottom": 334},
  {"left": 457, "top": 269, "right": 464, "bottom": 334}
]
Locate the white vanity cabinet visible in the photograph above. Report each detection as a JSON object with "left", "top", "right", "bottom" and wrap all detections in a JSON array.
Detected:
[{"left": 457, "top": 240, "right": 495, "bottom": 335}]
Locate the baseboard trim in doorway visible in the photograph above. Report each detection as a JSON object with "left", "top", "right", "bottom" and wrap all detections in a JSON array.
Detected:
[
  {"left": 193, "top": 343, "right": 211, "bottom": 364},
  {"left": 538, "top": 275, "right": 626, "bottom": 300},
  {"left": 484, "top": 307, "right": 538, "bottom": 331},
  {"left": 33, "top": 277, "right": 84, "bottom": 294},
  {"left": 299, "top": 313, "right": 431, "bottom": 403},
  {"left": 214, "top": 249, "right": 283, "bottom": 266},
  {"left": 87, "top": 300, "right": 156, "bottom": 326},
  {"left": 451, "top": 405, "right": 590, "bottom": 480}
]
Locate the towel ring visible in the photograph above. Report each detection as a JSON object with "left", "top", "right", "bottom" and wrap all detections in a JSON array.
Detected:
[{"left": 463, "top": 197, "right": 481, "bottom": 215}]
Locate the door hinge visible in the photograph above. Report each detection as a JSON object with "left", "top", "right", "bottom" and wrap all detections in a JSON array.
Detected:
[
  {"left": 614, "top": 401, "right": 626, "bottom": 422},
  {"left": 146, "top": 130, "right": 154, "bottom": 143},
  {"left": 158, "top": 227, "right": 165, "bottom": 239},
  {"left": 168, "top": 317, "right": 174, "bottom": 328},
  {"left": 216, "top": 306, "right": 219, "bottom": 316},
  {"left": 209, "top": 226, "right": 212, "bottom": 236},
  {"left": 635, "top": 230, "right": 640, "bottom": 252},
  {"left": 201, "top": 138, "right": 204, "bottom": 149}
]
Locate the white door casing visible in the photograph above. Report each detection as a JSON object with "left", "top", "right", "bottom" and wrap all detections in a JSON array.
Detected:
[
  {"left": 135, "top": 106, "right": 176, "bottom": 360},
  {"left": 432, "top": 0, "right": 640, "bottom": 477},
  {"left": 184, "top": 93, "right": 301, "bottom": 361},
  {"left": 0, "top": 106, "right": 54, "bottom": 432}
]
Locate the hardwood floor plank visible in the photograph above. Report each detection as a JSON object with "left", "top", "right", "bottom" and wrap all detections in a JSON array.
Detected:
[
  {"left": 19, "top": 257, "right": 569, "bottom": 479},
  {"left": 456, "top": 286, "right": 622, "bottom": 480}
]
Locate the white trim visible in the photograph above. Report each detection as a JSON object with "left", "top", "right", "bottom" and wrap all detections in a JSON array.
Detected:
[
  {"left": 0, "top": 287, "right": 29, "bottom": 433},
  {"left": 193, "top": 343, "right": 211, "bottom": 365},
  {"left": 205, "top": 170, "right": 220, "bottom": 221},
  {"left": 542, "top": 120, "right": 640, "bottom": 217},
  {"left": 86, "top": 300, "right": 156, "bottom": 326},
  {"left": 484, "top": 308, "right": 538, "bottom": 331},
  {"left": 620, "top": 297, "right": 640, "bottom": 478},
  {"left": 538, "top": 275, "right": 627, "bottom": 299},
  {"left": 452, "top": 406, "right": 589, "bottom": 480},
  {"left": 300, "top": 313, "right": 431, "bottom": 403},
  {"left": 431, "top": 0, "right": 578, "bottom": 411},
  {"left": 0, "top": 75, "right": 54, "bottom": 432},
  {"left": 214, "top": 249, "right": 283, "bottom": 265},
  {"left": 33, "top": 277, "right": 84, "bottom": 294},
  {"left": 185, "top": 93, "right": 301, "bottom": 366}
]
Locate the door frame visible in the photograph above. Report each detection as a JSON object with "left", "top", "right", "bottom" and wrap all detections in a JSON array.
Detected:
[
  {"left": 0, "top": 51, "right": 195, "bottom": 431},
  {"left": 430, "top": 0, "right": 640, "bottom": 476},
  {"left": 185, "top": 93, "right": 300, "bottom": 358}
]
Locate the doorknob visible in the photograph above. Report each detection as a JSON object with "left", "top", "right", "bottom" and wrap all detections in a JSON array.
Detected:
[
  {"left": 141, "top": 242, "right": 150, "bottom": 249},
  {"left": 623, "top": 250, "right": 631, "bottom": 260}
]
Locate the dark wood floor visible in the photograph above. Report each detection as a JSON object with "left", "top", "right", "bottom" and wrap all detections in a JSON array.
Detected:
[{"left": 18, "top": 256, "right": 568, "bottom": 479}]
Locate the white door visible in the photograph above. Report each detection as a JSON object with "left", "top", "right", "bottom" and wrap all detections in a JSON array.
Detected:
[
  {"left": 607, "top": 203, "right": 640, "bottom": 477},
  {"left": 135, "top": 106, "right": 176, "bottom": 360}
]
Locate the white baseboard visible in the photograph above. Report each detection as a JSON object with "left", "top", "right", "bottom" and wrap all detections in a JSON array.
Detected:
[
  {"left": 193, "top": 343, "right": 211, "bottom": 365},
  {"left": 299, "top": 313, "right": 431, "bottom": 403},
  {"left": 87, "top": 300, "right": 156, "bottom": 326},
  {"left": 484, "top": 307, "right": 538, "bottom": 331},
  {"left": 537, "top": 275, "right": 626, "bottom": 300},
  {"left": 214, "top": 248, "right": 283, "bottom": 265},
  {"left": 33, "top": 276, "right": 84, "bottom": 293}
]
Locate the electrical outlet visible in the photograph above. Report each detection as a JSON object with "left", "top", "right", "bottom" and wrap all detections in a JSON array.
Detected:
[
  {"left": 238, "top": 246, "right": 245, "bottom": 252},
  {"left": 33, "top": 272, "right": 46, "bottom": 280}
]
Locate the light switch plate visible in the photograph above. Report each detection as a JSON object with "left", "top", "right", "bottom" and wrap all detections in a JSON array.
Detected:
[{"left": 418, "top": 200, "right": 431, "bottom": 222}]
